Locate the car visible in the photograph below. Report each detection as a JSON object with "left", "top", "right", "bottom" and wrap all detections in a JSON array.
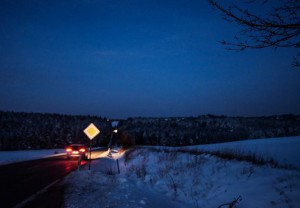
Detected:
[{"left": 65, "top": 144, "right": 88, "bottom": 160}]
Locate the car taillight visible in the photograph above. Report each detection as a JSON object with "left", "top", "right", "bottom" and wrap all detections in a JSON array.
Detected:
[
  {"left": 66, "top": 148, "right": 72, "bottom": 152},
  {"left": 79, "top": 148, "right": 86, "bottom": 152}
]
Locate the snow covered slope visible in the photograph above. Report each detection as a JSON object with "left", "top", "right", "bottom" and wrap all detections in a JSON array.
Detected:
[
  {"left": 180, "top": 136, "right": 300, "bottom": 169},
  {"left": 63, "top": 136, "right": 300, "bottom": 208}
]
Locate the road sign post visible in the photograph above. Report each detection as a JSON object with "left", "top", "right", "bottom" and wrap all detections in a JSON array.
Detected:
[
  {"left": 83, "top": 123, "right": 100, "bottom": 170},
  {"left": 89, "top": 140, "right": 92, "bottom": 170}
]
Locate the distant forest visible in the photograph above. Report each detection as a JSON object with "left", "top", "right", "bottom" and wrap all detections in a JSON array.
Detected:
[
  {"left": 1, "top": 111, "right": 300, "bottom": 150},
  {"left": 119, "top": 115, "right": 300, "bottom": 147},
  {"left": 0, "top": 111, "right": 112, "bottom": 150}
]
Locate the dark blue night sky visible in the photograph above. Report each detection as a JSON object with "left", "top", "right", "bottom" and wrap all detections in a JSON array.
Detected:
[{"left": 0, "top": 0, "right": 299, "bottom": 118}]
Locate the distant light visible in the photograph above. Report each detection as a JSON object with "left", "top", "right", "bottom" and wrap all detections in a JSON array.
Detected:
[{"left": 113, "top": 129, "right": 118, "bottom": 133}]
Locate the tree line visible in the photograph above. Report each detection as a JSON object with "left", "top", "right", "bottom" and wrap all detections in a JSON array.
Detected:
[
  {"left": 1, "top": 111, "right": 300, "bottom": 150},
  {"left": 117, "top": 115, "right": 300, "bottom": 146},
  {"left": 0, "top": 111, "right": 112, "bottom": 150}
]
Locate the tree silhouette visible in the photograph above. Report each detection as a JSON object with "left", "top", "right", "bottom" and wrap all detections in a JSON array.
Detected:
[{"left": 208, "top": 0, "right": 300, "bottom": 66}]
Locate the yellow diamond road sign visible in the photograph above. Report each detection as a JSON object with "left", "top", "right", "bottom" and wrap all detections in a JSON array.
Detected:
[{"left": 84, "top": 123, "right": 100, "bottom": 140}]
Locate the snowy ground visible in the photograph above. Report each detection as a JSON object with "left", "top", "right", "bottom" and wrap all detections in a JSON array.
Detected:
[
  {"left": 0, "top": 137, "right": 299, "bottom": 207},
  {"left": 63, "top": 136, "right": 300, "bottom": 208},
  {"left": 0, "top": 149, "right": 65, "bottom": 165}
]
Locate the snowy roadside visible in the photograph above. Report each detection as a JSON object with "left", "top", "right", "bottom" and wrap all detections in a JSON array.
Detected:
[
  {"left": 0, "top": 147, "right": 106, "bottom": 165},
  {"left": 64, "top": 149, "right": 188, "bottom": 208},
  {"left": 63, "top": 137, "right": 300, "bottom": 208},
  {"left": 0, "top": 149, "right": 65, "bottom": 165}
]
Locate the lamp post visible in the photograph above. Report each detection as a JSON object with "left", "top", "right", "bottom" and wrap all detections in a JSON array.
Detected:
[
  {"left": 112, "top": 129, "right": 120, "bottom": 173},
  {"left": 108, "top": 129, "right": 118, "bottom": 157}
]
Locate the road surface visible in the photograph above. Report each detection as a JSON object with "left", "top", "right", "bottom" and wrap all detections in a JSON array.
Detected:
[{"left": 0, "top": 149, "right": 106, "bottom": 208}]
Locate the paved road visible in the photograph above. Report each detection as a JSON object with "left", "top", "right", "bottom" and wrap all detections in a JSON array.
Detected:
[{"left": 0, "top": 155, "right": 86, "bottom": 208}]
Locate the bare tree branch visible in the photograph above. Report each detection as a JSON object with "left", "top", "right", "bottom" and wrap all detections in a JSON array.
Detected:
[{"left": 208, "top": 0, "right": 300, "bottom": 66}]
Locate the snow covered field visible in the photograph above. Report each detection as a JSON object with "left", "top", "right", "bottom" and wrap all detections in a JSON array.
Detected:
[
  {"left": 63, "top": 136, "right": 300, "bottom": 208},
  {"left": 179, "top": 136, "right": 300, "bottom": 169}
]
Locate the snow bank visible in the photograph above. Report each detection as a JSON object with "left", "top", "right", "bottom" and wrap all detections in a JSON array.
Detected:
[{"left": 0, "top": 149, "right": 65, "bottom": 165}]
